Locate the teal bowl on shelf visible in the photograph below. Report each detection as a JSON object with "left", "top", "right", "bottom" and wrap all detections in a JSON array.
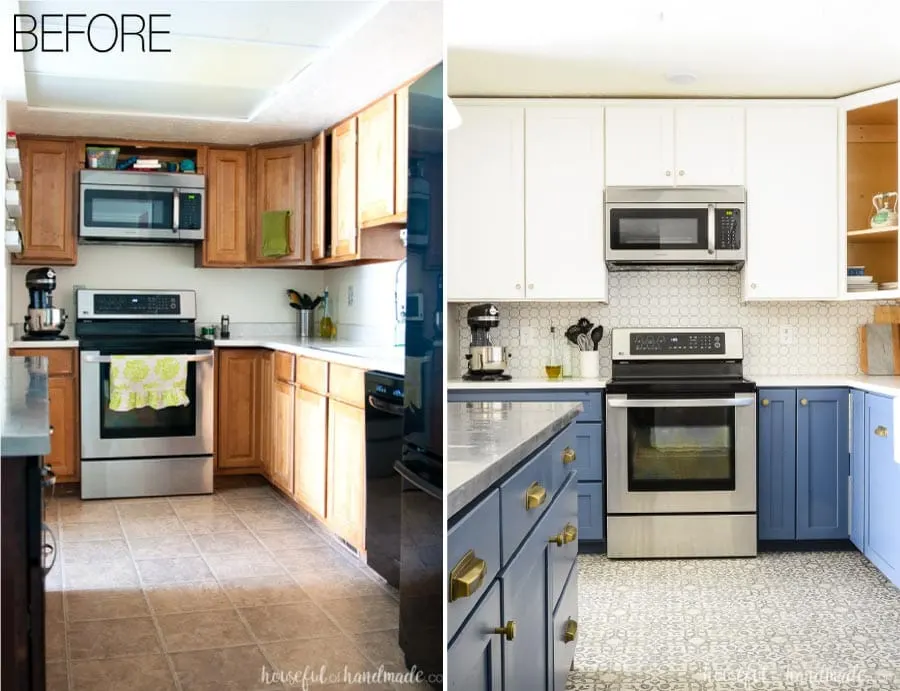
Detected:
[{"left": 848, "top": 266, "right": 866, "bottom": 276}]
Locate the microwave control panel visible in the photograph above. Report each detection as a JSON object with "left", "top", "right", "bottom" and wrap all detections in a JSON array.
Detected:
[
  {"left": 715, "top": 208, "right": 741, "bottom": 250},
  {"left": 178, "top": 192, "right": 203, "bottom": 230}
]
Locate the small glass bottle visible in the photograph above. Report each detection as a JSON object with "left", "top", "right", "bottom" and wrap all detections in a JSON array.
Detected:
[
  {"left": 545, "top": 326, "right": 562, "bottom": 379},
  {"left": 6, "top": 131, "right": 17, "bottom": 149},
  {"left": 319, "top": 288, "right": 336, "bottom": 339}
]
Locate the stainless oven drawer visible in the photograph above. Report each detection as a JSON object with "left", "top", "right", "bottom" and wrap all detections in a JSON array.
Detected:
[{"left": 81, "top": 457, "right": 213, "bottom": 499}]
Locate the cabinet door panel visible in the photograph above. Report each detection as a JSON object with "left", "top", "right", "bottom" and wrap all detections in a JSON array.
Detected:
[
  {"left": 253, "top": 145, "right": 305, "bottom": 264},
  {"left": 216, "top": 349, "right": 261, "bottom": 470},
  {"left": 47, "top": 376, "right": 78, "bottom": 479},
  {"left": 744, "top": 107, "right": 839, "bottom": 300},
  {"left": 204, "top": 148, "right": 248, "bottom": 265},
  {"left": 271, "top": 379, "right": 294, "bottom": 494},
  {"left": 258, "top": 353, "right": 273, "bottom": 478},
  {"left": 357, "top": 95, "right": 397, "bottom": 226},
  {"left": 604, "top": 107, "right": 674, "bottom": 186},
  {"left": 850, "top": 390, "right": 866, "bottom": 550},
  {"left": 674, "top": 107, "right": 745, "bottom": 186},
  {"left": 552, "top": 564, "right": 578, "bottom": 691},
  {"left": 757, "top": 389, "right": 797, "bottom": 540},
  {"left": 293, "top": 388, "right": 328, "bottom": 519},
  {"left": 448, "top": 581, "right": 502, "bottom": 691},
  {"left": 571, "top": 422, "right": 604, "bottom": 482},
  {"left": 576, "top": 483, "right": 605, "bottom": 541},
  {"left": 447, "top": 105, "right": 525, "bottom": 300},
  {"left": 865, "top": 393, "right": 900, "bottom": 585},
  {"left": 796, "top": 388, "right": 849, "bottom": 540},
  {"left": 331, "top": 119, "right": 358, "bottom": 259},
  {"left": 310, "top": 133, "right": 326, "bottom": 261},
  {"left": 525, "top": 106, "right": 607, "bottom": 301},
  {"left": 327, "top": 400, "right": 365, "bottom": 550}
]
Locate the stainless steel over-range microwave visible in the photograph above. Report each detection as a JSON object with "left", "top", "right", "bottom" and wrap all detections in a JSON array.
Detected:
[
  {"left": 604, "top": 186, "right": 746, "bottom": 270},
  {"left": 79, "top": 170, "right": 206, "bottom": 243}
]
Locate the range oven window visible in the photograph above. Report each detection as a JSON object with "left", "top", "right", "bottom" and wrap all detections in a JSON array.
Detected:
[
  {"left": 626, "top": 404, "right": 735, "bottom": 492},
  {"left": 609, "top": 208, "right": 708, "bottom": 250},
  {"left": 98, "top": 361, "right": 197, "bottom": 439},
  {"left": 83, "top": 188, "right": 174, "bottom": 230}
]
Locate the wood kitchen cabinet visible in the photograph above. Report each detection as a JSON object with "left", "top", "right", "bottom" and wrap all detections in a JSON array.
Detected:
[
  {"left": 251, "top": 144, "right": 306, "bottom": 265},
  {"left": 310, "top": 133, "right": 326, "bottom": 261},
  {"left": 257, "top": 352, "right": 273, "bottom": 479},
  {"left": 293, "top": 384, "right": 328, "bottom": 519},
  {"left": 13, "top": 137, "right": 78, "bottom": 266},
  {"left": 202, "top": 148, "right": 249, "bottom": 266},
  {"left": 357, "top": 88, "right": 409, "bottom": 229},
  {"left": 270, "top": 379, "right": 295, "bottom": 494},
  {"left": 216, "top": 349, "right": 262, "bottom": 472},
  {"left": 330, "top": 119, "right": 359, "bottom": 260}
]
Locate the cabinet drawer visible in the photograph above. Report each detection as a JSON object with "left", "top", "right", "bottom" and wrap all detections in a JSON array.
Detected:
[
  {"left": 577, "top": 482, "right": 605, "bottom": 541},
  {"left": 548, "top": 424, "right": 580, "bottom": 492},
  {"left": 545, "top": 472, "right": 578, "bottom": 609},
  {"left": 550, "top": 421, "right": 602, "bottom": 487},
  {"left": 273, "top": 351, "right": 295, "bottom": 383},
  {"left": 552, "top": 563, "right": 579, "bottom": 691},
  {"left": 9, "top": 348, "right": 76, "bottom": 376},
  {"left": 500, "top": 425, "right": 573, "bottom": 565},
  {"left": 448, "top": 389, "right": 603, "bottom": 423},
  {"left": 329, "top": 363, "right": 365, "bottom": 407},
  {"left": 297, "top": 357, "right": 328, "bottom": 394},
  {"left": 448, "top": 489, "right": 501, "bottom": 641}
]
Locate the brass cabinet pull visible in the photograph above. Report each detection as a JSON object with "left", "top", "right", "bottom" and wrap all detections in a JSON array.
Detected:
[
  {"left": 525, "top": 482, "right": 547, "bottom": 510},
  {"left": 549, "top": 523, "right": 578, "bottom": 547},
  {"left": 561, "top": 447, "right": 576, "bottom": 464},
  {"left": 761, "top": 399, "right": 769, "bottom": 407},
  {"left": 564, "top": 618, "right": 578, "bottom": 643},
  {"left": 448, "top": 550, "right": 486, "bottom": 603},
  {"left": 492, "top": 620, "right": 516, "bottom": 641},
  {"left": 875, "top": 425, "right": 889, "bottom": 438},
  {"left": 800, "top": 398, "right": 808, "bottom": 406}
]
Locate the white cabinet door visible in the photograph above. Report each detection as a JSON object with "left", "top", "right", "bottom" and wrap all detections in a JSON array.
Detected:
[
  {"left": 604, "top": 107, "right": 674, "bottom": 186},
  {"left": 525, "top": 106, "right": 607, "bottom": 301},
  {"left": 744, "top": 106, "right": 839, "bottom": 300},
  {"left": 674, "top": 106, "right": 746, "bottom": 186},
  {"left": 447, "top": 105, "right": 525, "bottom": 301}
]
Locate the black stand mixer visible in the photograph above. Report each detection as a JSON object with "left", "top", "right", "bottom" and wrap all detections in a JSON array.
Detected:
[
  {"left": 462, "top": 303, "right": 511, "bottom": 381},
  {"left": 22, "top": 267, "right": 68, "bottom": 341}
]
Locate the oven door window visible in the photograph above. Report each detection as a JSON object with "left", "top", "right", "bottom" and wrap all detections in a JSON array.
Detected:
[
  {"left": 83, "top": 188, "right": 175, "bottom": 230},
  {"left": 98, "top": 362, "right": 197, "bottom": 439},
  {"left": 609, "top": 208, "right": 708, "bottom": 250},
  {"left": 627, "top": 404, "right": 735, "bottom": 492}
]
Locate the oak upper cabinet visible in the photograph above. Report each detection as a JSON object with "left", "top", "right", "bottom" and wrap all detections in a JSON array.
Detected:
[
  {"left": 293, "top": 385, "right": 328, "bottom": 519},
  {"left": 216, "top": 349, "right": 261, "bottom": 471},
  {"left": 447, "top": 104, "right": 526, "bottom": 301},
  {"left": 524, "top": 105, "right": 607, "bottom": 301},
  {"left": 270, "top": 379, "right": 295, "bottom": 494},
  {"left": 357, "top": 88, "right": 409, "bottom": 228},
  {"left": 604, "top": 106, "right": 745, "bottom": 187},
  {"left": 14, "top": 137, "right": 78, "bottom": 265},
  {"left": 331, "top": 118, "right": 358, "bottom": 260},
  {"left": 744, "top": 105, "right": 839, "bottom": 300},
  {"left": 252, "top": 144, "right": 306, "bottom": 265},
  {"left": 203, "top": 148, "right": 248, "bottom": 266},
  {"left": 310, "top": 133, "right": 326, "bottom": 261}
]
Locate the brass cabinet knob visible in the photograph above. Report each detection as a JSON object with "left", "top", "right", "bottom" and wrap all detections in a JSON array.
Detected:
[
  {"left": 800, "top": 398, "right": 808, "bottom": 406},
  {"left": 492, "top": 620, "right": 516, "bottom": 641},
  {"left": 761, "top": 399, "right": 769, "bottom": 407},
  {"left": 564, "top": 618, "right": 578, "bottom": 643},
  {"left": 448, "top": 550, "right": 486, "bottom": 603},
  {"left": 875, "top": 425, "right": 889, "bottom": 438},
  {"left": 525, "top": 482, "right": 547, "bottom": 510},
  {"left": 561, "top": 447, "right": 576, "bottom": 464},
  {"left": 550, "top": 523, "right": 578, "bottom": 547}
]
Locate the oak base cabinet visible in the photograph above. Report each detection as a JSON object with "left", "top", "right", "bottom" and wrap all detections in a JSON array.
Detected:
[
  {"left": 216, "top": 349, "right": 263, "bottom": 472},
  {"left": 293, "top": 386, "right": 328, "bottom": 519},
  {"left": 326, "top": 399, "right": 366, "bottom": 550},
  {"left": 270, "top": 379, "right": 295, "bottom": 494}
]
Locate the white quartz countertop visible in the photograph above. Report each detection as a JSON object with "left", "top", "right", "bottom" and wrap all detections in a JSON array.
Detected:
[
  {"left": 447, "top": 401, "right": 583, "bottom": 519},
  {"left": 215, "top": 338, "right": 405, "bottom": 376},
  {"left": 448, "top": 377, "right": 605, "bottom": 390},
  {"left": 2, "top": 356, "right": 52, "bottom": 457},
  {"left": 10, "top": 340, "right": 79, "bottom": 349}
]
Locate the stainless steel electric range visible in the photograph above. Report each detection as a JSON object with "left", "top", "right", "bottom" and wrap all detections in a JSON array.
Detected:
[{"left": 605, "top": 327, "right": 757, "bottom": 559}]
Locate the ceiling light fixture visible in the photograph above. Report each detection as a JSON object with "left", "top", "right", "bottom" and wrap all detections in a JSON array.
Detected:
[
  {"left": 665, "top": 73, "right": 698, "bottom": 85},
  {"left": 445, "top": 95, "right": 462, "bottom": 130}
]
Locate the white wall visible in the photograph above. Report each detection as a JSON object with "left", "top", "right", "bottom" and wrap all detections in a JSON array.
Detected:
[{"left": 328, "top": 259, "right": 405, "bottom": 344}]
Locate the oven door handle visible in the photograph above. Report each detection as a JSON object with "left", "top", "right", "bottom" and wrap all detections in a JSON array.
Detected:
[
  {"left": 608, "top": 397, "right": 754, "bottom": 408},
  {"left": 394, "top": 460, "right": 442, "bottom": 500},
  {"left": 82, "top": 353, "right": 214, "bottom": 364},
  {"left": 368, "top": 395, "right": 405, "bottom": 417}
]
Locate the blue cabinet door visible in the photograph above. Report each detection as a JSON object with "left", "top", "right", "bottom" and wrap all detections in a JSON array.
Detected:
[
  {"left": 571, "top": 423, "right": 603, "bottom": 482},
  {"left": 576, "top": 483, "right": 605, "bottom": 541},
  {"left": 865, "top": 393, "right": 900, "bottom": 587},
  {"left": 501, "top": 516, "right": 551, "bottom": 691},
  {"left": 850, "top": 390, "right": 866, "bottom": 551},
  {"left": 448, "top": 581, "right": 503, "bottom": 691},
  {"left": 795, "top": 388, "right": 849, "bottom": 540},
  {"left": 757, "top": 389, "right": 798, "bottom": 540}
]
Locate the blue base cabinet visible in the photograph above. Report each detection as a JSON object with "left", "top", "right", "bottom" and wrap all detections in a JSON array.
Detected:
[
  {"left": 863, "top": 393, "right": 900, "bottom": 587},
  {"left": 757, "top": 388, "right": 848, "bottom": 541},
  {"left": 850, "top": 390, "right": 866, "bottom": 551},
  {"left": 448, "top": 582, "right": 502, "bottom": 690}
]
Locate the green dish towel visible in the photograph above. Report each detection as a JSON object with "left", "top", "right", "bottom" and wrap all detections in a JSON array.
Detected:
[
  {"left": 261, "top": 210, "right": 291, "bottom": 257},
  {"left": 108, "top": 355, "right": 190, "bottom": 412}
]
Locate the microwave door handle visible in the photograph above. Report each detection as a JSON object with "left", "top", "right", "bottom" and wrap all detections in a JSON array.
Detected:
[
  {"left": 173, "top": 190, "right": 180, "bottom": 233},
  {"left": 707, "top": 204, "right": 715, "bottom": 256}
]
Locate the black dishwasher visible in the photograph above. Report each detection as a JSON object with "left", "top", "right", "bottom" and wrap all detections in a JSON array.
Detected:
[{"left": 364, "top": 371, "right": 405, "bottom": 589}]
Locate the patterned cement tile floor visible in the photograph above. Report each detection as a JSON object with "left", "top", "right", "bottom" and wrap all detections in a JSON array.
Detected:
[
  {"left": 566, "top": 551, "right": 900, "bottom": 691},
  {"left": 43, "top": 476, "right": 432, "bottom": 691}
]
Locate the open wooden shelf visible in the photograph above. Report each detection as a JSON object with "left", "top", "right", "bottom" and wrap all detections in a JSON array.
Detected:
[{"left": 848, "top": 225, "right": 899, "bottom": 243}]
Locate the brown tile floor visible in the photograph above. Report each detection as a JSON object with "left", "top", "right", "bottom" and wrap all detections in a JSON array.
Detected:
[{"left": 44, "top": 476, "right": 433, "bottom": 691}]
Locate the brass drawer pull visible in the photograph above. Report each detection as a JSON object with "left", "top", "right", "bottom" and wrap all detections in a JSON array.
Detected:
[
  {"left": 549, "top": 523, "right": 578, "bottom": 547},
  {"left": 561, "top": 447, "right": 576, "bottom": 464},
  {"left": 875, "top": 425, "right": 889, "bottom": 438},
  {"left": 448, "top": 550, "right": 486, "bottom": 602},
  {"left": 525, "top": 482, "right": 547, "bottom": 510},
  {"left": 761, "top": 399, "right": 769, "bottom": 407},
  {"left": 492, "top": 620, "right": 516, "bottom": 641},
  {"left": 564, "top": 618, "right": 578, "bottom": 643}
]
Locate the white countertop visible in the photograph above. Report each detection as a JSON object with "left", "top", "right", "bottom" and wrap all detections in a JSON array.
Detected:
[
  {"left": 10, "top": 340, "right": 79, "bottom": 349},
  {"left": 448, "top": 377, "right": 606, "bottom": 390},
  {"left": 214, "top": 338, "right": 405, "bottom": 376}
]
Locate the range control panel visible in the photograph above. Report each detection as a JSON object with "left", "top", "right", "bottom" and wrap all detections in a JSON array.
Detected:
[
  {"left": 94, "top": 293, "right": 181, "bottom": 315},
  {"left": 629, "top": 331, "right": 726, "bottom": 355}
]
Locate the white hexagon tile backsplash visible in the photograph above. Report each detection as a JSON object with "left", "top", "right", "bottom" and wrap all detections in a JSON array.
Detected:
[{"left": 450, "top": 272, "right": 894, "bottom": 379}]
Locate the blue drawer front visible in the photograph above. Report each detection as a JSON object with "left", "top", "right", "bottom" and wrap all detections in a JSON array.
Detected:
[
  {"left": 546, "top": 472, "right": 578, "bottom": 610},
  {"left": 448, "top": 389, "right": 603, "bottom": 424},
  {"left": 576, "top": 482, "right": 605, "bottom": 540},
  {"left": 448, "top": 489, "right": 501, "bottom": 641},
  {"left": 572, "top": 422, "right": 603, "bottom": 482}
]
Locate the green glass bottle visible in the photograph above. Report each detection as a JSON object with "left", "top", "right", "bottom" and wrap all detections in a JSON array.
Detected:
[{"left": 319, "top": 288, "right": 336, "bottom": 339}]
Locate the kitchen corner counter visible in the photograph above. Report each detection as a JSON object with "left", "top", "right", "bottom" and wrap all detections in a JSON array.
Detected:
[
  {"left": 753, "top": 374, "right": 900, "bottom": 398},
  {"left": 447, "top": 400, "right": 582, "bottom": 518},
  {"left": 214, "top": 338, "right": 405, "bottom": 376},
  {"left": 10, "top": 340, "right": 79, "bottom": 349},
  {"left": 1, "top": 357, "right": 51, "bottom": 457},
  {"left": 448, "top": 376, "right": 606, "bottom": 390}
]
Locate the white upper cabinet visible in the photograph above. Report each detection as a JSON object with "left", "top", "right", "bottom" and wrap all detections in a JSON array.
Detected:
[
  {"left": 524, "top": 106, "right": 607, "bottom": 302},
  {"left": 744, "top": 105, "right": 840, "bottom": 300},
  {"left": 446, "top": 104, "right": 525, "bottom": 301},
  {"left": 605, "top": 105, "right": 745, "bottom": 187}
]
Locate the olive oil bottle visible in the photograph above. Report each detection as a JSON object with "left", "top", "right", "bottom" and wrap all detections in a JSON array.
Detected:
[
  {"left": 318, "top": 288, "right": 336, "bottom": 339},
  {"left": 545, "top": 326, "right": 562, "bottom": 379}
]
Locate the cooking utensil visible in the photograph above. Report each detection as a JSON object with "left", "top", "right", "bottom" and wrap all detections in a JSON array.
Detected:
[
  {"left": 590, "top": 326, "right": 603, "bottom": 351},
  {"left": 577, "top": 333, "right": 591, "bottom": 351},
  {"left": 286, "top": 290, "right": 323, "bottom": 310},
  {"left": 565, "top": 325, "right": 581, "bottom": 346},
  {"left": 577, "top": 317, "right": 593, "bottom": 334}
]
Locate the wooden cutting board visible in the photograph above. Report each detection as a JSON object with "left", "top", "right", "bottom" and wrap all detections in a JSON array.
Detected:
[
  {"left": 859, "top": 323, "right": 900, "bottom": 374},
  {"left": 874, "top": 306, "right": 900, "bottom": 323}
]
